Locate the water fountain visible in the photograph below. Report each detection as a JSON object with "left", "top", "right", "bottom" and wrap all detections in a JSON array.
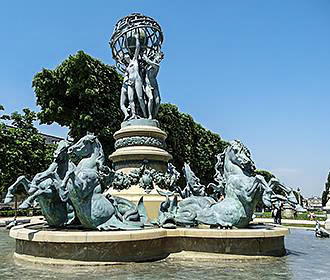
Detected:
[{"left": 4, "top": 13, "right": 297, "bottom": 265}]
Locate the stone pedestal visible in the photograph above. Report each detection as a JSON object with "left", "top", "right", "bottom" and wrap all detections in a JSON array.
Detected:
[
  {"left": 282, "top": 203, "right": 295, "bottom": 219},
  {"left": 109, "top": 119, "right": 172, "bottom": 172},
  {"left": 108, "top": 119, "right": 173, "bottom": 220}
]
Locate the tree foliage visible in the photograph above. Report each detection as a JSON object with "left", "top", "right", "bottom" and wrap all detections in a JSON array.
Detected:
[
  {"left": 32, "top": 51, "right": 228, "bottom": 184},
  {"left": 0, "top": 107, "right": 55, "bottom": 195},
  {"left": 322, "top": 172, "right": 330, "bottom": 207},
  {"left": 32, "top": 50, "right": 123, "bottom": 157},
  {"left": 158, "top": 104, "right": 228, "bottom": 185},
  {"left": 255, "top": 170, "right": 275, "bottom": 183}
]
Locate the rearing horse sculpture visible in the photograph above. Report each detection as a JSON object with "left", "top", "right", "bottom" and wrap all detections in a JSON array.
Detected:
[
  {"left": 4, "top": 140, "right": 76, "bottom": 227},
  {"left": 62, "top": 133, "right": 147, "bottom": 230},
  {"left": 169, "top": 140, "right": 294, "bottom": 228}
]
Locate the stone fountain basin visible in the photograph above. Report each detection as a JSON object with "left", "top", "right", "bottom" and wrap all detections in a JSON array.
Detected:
[{"left": 9, "top": 222, "right": 288, "bottom": 265}]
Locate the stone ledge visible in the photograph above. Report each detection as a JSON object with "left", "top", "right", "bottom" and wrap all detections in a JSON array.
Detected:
[
  {"left": 10, "top": 222, "right": 288, "bottom": 263},
  {"left": 13, "top": 253, "right": 128, "bottom": 266},
  {"left": 10, "top": 223, "right": 288, "bottom": 243},
  {"left": 168, "top": 250, "right": 280, "bottom": 260},
  {"left": 109, "top": 146, "right": 173, "bottom": 162}
]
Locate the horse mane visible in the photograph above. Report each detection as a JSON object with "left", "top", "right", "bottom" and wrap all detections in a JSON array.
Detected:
[
  {"left": 94, "top": 137, "right": 105, "bottom": 168},
  {"left": 230, "top": 139, "right": 256, "bottom": 174},
  {"left": 214, "top": 150, "right": 226, "bottom": 184}
]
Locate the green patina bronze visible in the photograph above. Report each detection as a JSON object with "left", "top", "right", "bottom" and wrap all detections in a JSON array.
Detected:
[
  {"left": 157, "top": 140, "right": 298, "bottom": 229},
  {"left": 3, "top": 133, "right": 180, "bottom": 230},
  {"left": 61, "top": 133, "right": 147, "bottom": 230},
  {"left": 4, "top": 140, "right": 76, "bottom": 227}
]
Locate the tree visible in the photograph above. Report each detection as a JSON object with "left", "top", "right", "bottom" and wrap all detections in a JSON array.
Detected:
[
  {"left": 255, "top": 170, "right": 275, "bottom": 183},
  {"left": 157, "top": 104, "right": 228, "bottom": 185},
  {"left": 32, "top": 50, "right": 123, "bottom": 157},
  {"left": 32, "top": 51, "right": 228, "bottom": 183},
  {"left": 322, "top": 172, "right": 330, "bottom": 207},
  {"left": 0, "top": 106, "right": 55, "bottom": 195}
]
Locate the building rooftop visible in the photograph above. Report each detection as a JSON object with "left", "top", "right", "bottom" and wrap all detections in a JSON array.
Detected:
[{"left": 3, "top": 125, "right": 64, "bottom": 144}]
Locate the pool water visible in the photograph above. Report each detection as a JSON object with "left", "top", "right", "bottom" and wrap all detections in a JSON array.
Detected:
[{"left": 0, "top": 228, "right": 329, "bottom": 280}]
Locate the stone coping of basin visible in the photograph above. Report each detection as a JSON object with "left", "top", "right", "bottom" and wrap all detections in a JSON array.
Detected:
[{"left": 10, "top": 222, "right": 289, "bottom": 243}]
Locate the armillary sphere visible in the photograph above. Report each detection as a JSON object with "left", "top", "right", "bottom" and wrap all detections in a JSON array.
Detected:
[{"left": 110, "top": 13, "right": 164, "bottom": 73}]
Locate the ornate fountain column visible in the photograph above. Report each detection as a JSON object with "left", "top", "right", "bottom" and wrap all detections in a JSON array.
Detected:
[
  {"left": 109, "top": 119, "right": 172, "bottom": 173},
  {"left": 108, "top": 13, "right": 172, "bottom": 218}
]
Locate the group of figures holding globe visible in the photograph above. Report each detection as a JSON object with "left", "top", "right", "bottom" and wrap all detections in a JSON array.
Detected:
[{"left": 110, "top": 13, "right": 164, "bottom": 120}]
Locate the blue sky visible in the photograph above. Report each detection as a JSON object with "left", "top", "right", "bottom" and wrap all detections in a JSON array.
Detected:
[{"left": 0, "top": 1, "right": 329, "bottom": 197}]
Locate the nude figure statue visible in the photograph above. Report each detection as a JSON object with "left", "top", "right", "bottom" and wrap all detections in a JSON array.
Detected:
[
  {"left": 142, "top": 51, "right": 163, "bottom": 119},
  {"left": 120, "top": 71, "right": 130, "bottom": 120},
  {"left": 126, "top": 30, "right": 147, "bottom": 119}
]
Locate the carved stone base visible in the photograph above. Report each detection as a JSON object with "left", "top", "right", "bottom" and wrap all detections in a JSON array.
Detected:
[
  {"left": 109, "top": 120, "right": 172, "bottom": 173},
  {"left": 108, "top": 119, "right": 173, "bottom": 219},
  {"left": 282, "top": 203, "right": 295, "bottom": 219}
]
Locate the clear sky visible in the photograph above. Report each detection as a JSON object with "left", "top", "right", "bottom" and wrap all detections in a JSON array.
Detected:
[{"left": 1, "top": 1, "right": 329, "bottom": 198}]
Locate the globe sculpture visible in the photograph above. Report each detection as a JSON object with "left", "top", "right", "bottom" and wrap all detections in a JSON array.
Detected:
[{"left": 110, "top": 13, "right": 164, "bottom": 120}]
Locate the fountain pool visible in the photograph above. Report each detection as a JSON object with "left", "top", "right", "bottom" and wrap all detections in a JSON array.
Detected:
[{"left": 0, "top": 228, "right": 329, "bottom": 280}]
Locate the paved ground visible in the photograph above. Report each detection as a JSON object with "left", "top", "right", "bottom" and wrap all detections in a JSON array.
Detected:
[
  {"left": 254, "top": 218, "right": 324, "bottom": 226},
  {"left": 0, "top": 216, "right": 325, "bottom": 227},
  {"left": 0, "top": 216, "right": 43, "bottom": 227}
]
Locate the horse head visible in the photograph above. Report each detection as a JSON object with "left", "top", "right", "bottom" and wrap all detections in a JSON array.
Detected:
[
  {"left": 68, "top": 133, "right": 95, "bottom": 158},
  {"left": 225, "top": 140, "right": 256, "bottom": 175},
  {"left": 53, "top": 140, "right": 71, "bottom": 162},
  {"left": 68, "top": 133, "right": 104, "bottom": 167}
]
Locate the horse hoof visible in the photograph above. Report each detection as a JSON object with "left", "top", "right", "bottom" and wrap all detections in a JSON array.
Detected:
[
  {"left": 28, "top": 187, "right": 38, "bottom": 194},
  {"left": 4, "top": 197, "right": 13, "bottom": 204},
  {"left": 162, "top": 223, "right": 176, "bottom": 229},
  {"left": 19, "top": 203, "right": 30, "bottom": 209}
]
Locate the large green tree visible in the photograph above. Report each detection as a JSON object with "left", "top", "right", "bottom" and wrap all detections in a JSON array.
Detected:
[
  {"left": 32, "top": 50, "right": 123, "bottom": 157},
  {"left": 158, "top": 104, "right": 228, "bottom": 185},
  {"left": 32, "top": 51, "right": 227, "bottom": 184},
  {"left": 0, "top": 106, "right": 55, "bottom": 195}
]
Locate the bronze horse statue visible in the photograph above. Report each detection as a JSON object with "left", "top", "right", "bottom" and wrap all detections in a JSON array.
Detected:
[
  {"left": 4, "top": 140, "right": 76, "bottom": 227},
  {"left": 62, "top": 133, "right": 147, "bottom": 230},
  {"left": 162, "top": 140, "right": 295, "bottom": 228}
]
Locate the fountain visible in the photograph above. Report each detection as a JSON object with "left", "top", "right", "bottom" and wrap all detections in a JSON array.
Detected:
[{"left": 3, "top": 13, "right": 298, "bottom": 265}]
